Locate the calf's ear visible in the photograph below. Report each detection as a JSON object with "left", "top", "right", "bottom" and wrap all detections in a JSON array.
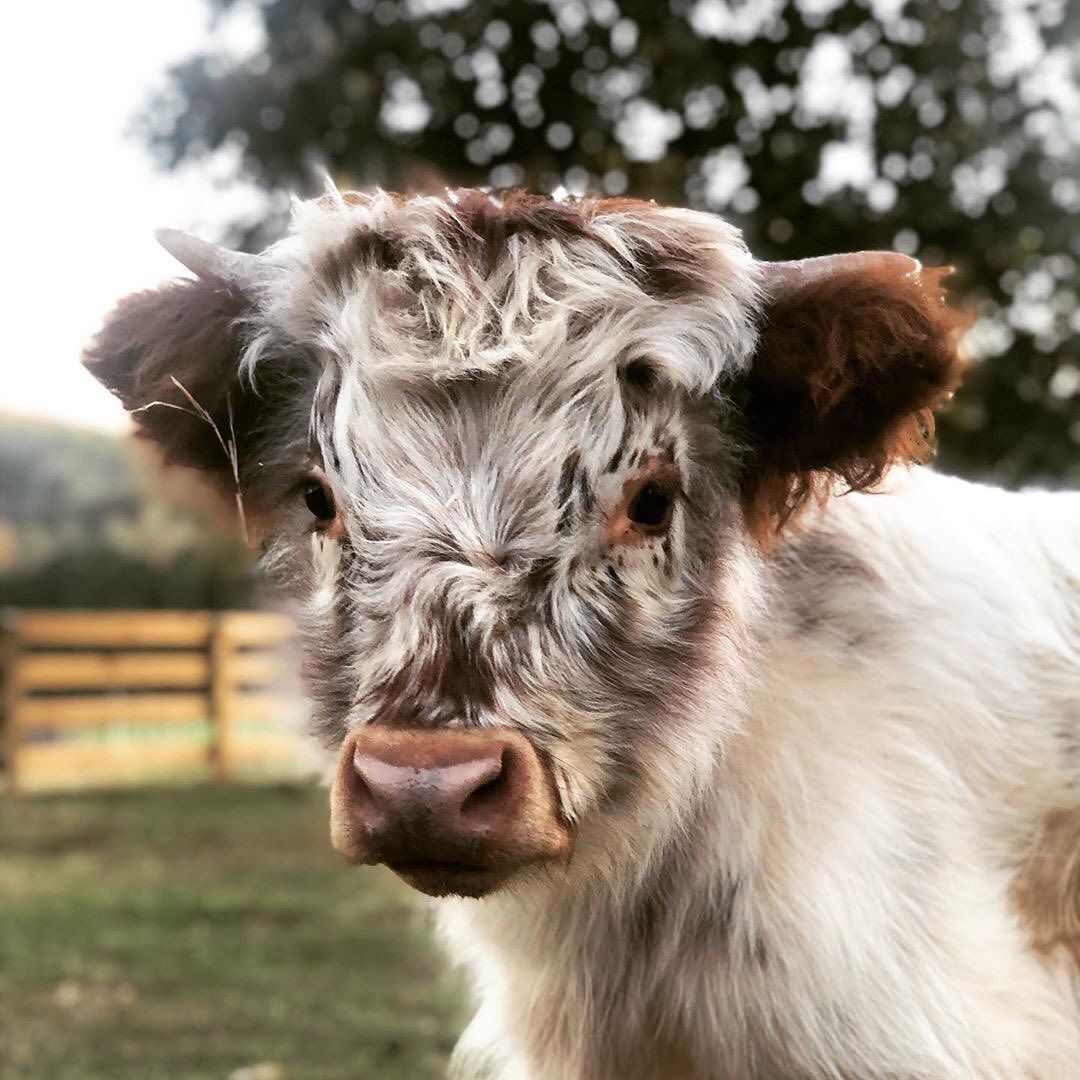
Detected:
[
  {"left": 82, "top": 232, "right": 262, "bottom": 481},
  {"left": 738, "top": 252, "right": 965, "bottom": 542}
]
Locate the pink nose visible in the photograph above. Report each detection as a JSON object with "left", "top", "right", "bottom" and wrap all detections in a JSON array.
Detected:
[
  {"left": 353, "top": 738, "right": 510, "bottom": 842},
  {"left": 330, "top": 727, "right": 573, "bottom": 898}
]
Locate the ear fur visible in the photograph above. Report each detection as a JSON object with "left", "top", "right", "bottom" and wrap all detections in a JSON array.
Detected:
[
  {"left": 82, "top": 278, "right": 251, "bottom": 477},
  {"left": 738, "top": 264, "right": 965, "bottom": 543}
]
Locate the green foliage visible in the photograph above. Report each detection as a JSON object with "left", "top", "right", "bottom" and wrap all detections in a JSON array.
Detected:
[
  {"left": 0, "top": 784, "right": 465, "bottom": 1079},
  {"left": 0, "top": 415, "right": 257, "bottom": 609},
  {"left": 0, "top": 542, "right": 254, "bottom": 611},
  {"left": 141, "top": 0, "right": 1079, "bottom": 485}
]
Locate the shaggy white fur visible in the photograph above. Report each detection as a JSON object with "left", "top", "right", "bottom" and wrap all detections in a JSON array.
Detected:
[{"left": 440, "top": 470, "right": 1080, "bottom": 1079}]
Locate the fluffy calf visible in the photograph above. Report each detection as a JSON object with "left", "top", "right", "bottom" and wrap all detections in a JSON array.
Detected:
[{"left": 85, "top": 190, "right": 1080, "bottom": 1079}]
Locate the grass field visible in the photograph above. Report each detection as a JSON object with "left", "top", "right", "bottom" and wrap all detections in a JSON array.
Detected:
[{"left": 0, "top": 784, "right": 468, "bottom": 1080}]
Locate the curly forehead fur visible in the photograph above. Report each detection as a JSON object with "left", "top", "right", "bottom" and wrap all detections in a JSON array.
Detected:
[
  {"left": 237, "top": 190, "right": 762, "bottom": 514},
  {"left": 250, "top": 188, "right": 759, "bottom": 387}
]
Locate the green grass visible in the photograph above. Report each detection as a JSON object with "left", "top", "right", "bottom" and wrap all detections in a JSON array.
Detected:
[{"left": 0, "top": 784, "right": 468, "bottom": 1079}]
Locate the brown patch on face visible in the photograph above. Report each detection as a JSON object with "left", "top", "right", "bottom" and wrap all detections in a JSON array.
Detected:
[
  {"left": 629, "top": 235, "right": 714, "bottom": 300},
  {"left": 316, "top": 227, "right": 405, "bottom": 293},
  {"left": 408, "top": 189, "right": 599, "bottom": 280},
  {"left": 592, "top": 198, "right": 718, "bottom": 300},
  {"left": 456, "top": 189, "right": 593, "bottom": 248},
  {"left": 316, "top": 190, "right": 403, "bottom": 210},
  {"left": 739, "top": 264, "right": 967, "bottom": 544},
  {"left": 366, "top": 605, "right": 506, "bottom": 729},
  {"left": 1011, "top": 806, "right": 1080, "bottom": 967}
]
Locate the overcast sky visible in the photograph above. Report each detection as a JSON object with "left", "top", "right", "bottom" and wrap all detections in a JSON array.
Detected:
[{"left": 3, "top": 0, "right": 260, "bottom": 432}]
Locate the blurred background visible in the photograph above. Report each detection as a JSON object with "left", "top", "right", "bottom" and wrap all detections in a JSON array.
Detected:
[{"left": 1, "top": 0, "right": 1077, "bottom": 1077}]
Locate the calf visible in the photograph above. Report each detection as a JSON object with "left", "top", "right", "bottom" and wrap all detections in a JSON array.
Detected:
[{"left": 85, "top": 190, "right": 1080, "bottom": 1079}]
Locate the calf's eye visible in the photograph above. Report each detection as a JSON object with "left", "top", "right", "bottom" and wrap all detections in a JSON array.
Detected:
[
  {"left": 626, "top": 481, "right": 675, "bottom": 534},
  {"left": 303, "top": 479, "right": 336, "bottom": 524}
]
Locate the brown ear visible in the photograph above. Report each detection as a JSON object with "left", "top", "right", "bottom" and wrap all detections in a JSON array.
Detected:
[
  {"left": 738, "top": 257, "right": 965, "bottom": 543},
  {"left": 82, "top": 277, "right": 251, "bottom": 477}
]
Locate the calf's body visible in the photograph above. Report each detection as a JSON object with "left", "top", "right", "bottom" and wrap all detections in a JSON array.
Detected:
[
  {"left": 442, "top": 468, "right": 1080, "bottom": 1079},
  {"left": 83, "top": 189, "right": 1079, "bottom": 1078}
]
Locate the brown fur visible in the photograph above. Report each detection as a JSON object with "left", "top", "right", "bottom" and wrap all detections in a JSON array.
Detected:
[
  {"left": 1011, "top": 806, "right": 1080, "bottom": 967},
  {"left": 739, "top": 265, "right": 967, "bottom": 544},
  {"left": 81, "top": 278, "right": 251, "bottom": 478},
  {"left": 365, "top": 621, "right": 500, "bottom": 729},
  {"left": 317, "top": 227, "right": 406, "bottom": 291},
  {"left": 317, "top": 190, "right": 715, "bottom": 302}
]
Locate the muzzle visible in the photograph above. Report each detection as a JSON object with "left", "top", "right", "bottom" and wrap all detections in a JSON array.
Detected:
[{"left": 330, "top": 726, "right": 573, "bottom": 898}]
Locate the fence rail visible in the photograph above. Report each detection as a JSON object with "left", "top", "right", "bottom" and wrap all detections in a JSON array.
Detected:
[{"left": 1, "top": 609, "right": 308, "bottom": 794}]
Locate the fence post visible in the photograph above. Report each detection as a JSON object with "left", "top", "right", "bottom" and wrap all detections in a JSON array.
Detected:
[
  {"left": 208, "top": 613, "right": 232, "bottom": 782},
  {"left": 1, "top": 611, "right": 23, "bottom": 794}
]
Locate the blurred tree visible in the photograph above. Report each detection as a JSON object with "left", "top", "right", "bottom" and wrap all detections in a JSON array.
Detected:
[
  {"left": 141, "top": 0, "right": 1079, "bottom": 485},
  {"left": 0, "top": 542, "right": 254, "bottom": 610}
]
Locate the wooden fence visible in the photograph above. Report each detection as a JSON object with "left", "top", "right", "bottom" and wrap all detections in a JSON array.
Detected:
[{"left": 1, "top": 610, "right": 311, "bottom": 794}]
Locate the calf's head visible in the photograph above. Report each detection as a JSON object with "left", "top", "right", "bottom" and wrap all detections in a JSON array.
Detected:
[{"left": 85, "top": 191, "right": 962, "bottom": 897}]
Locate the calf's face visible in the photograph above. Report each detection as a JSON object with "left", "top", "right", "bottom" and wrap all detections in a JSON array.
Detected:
[{"left": 85, "top": 191, "right": 962, "bottom": 897}]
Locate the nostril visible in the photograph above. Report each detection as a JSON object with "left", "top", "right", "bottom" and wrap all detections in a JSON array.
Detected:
[
  {"left": 460, "top": 747, "right": 513, "bottom": 819},
  {"left": 461, "top": 751, "right": 506, "bottom": 811},
  {"left": 465, "top": 773, "right": 503, "bottom": 804},
  {"left": 350, "top": 750, "right": 377, "bottom": 796},
  {"left": 347, "top": 751, "right": 385, "bottom": 821}
]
